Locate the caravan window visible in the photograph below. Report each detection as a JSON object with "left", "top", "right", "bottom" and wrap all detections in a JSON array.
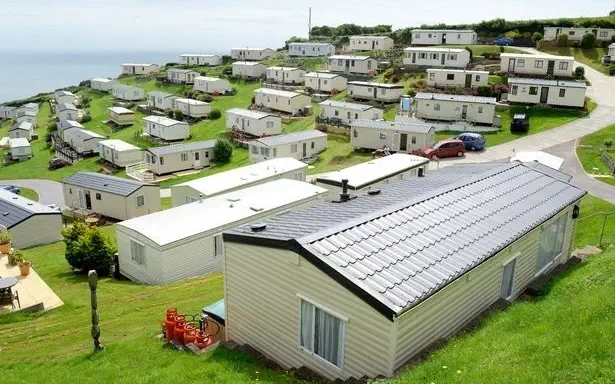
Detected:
[
  {"left": 299, "top": 299, "right": 345, "bottom": 369},
  {"left": 517, "top": 59, "right": 525, "bottom": 68},
  {"left": 534, "top": 60, "right": 544, "bottom": 68},
  {"left": 537, "top": 214, "right": 568, "bottom": 272},
  {"left": 446, "top": 74, "right": 455, "bottom": 80},
  {"left": 251, "top": 145, "right": 259, "bottom": 154},
  {"left": 379, "top": 133, "right": 387, "bottom": 140},
  {"left": 214, "top": 235, "right": 224, "bottom": 258},
  {"left": 559, "top": 88, "right": 566, "bottom": 97},
  {"left": 429, "top": 73, "right": 435, "bottom": 80},
  {"left": 181, "top": 153, "right": 188, "bottom": 162},
  {"left": 130, "top": 240, "right": 146, "bottom": 265},
  {"left": 136, "top": 195, "right": 145, "bottom": 208},
  {"left": 529, "top": 86, "right": 538, "bottom": 95},
  {"left": 559, "top": 62, "right": 569, "bottom": 70}
]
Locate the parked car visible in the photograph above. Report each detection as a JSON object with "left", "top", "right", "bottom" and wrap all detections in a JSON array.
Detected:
[
  {"left": 48, "top": 157, "right": 67, "bottom": 170},
  {"left": 421, "top": 139, "right": 466, "bottom": 160},
  {"left": 454, "top": 132, "right": 486, "bottom": 151},
  {"left": 494, "top": 37, "right": 513, "bottom": 46},
  {"left": 0, "top": 185, "right": 21, "bottom": 194},
  {"left": 511, "top": 113, "right": 530, "bottom": 133}
]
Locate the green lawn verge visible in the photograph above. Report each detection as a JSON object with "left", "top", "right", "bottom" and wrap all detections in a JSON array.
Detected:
[
  {"left": 539, "top": 46, "right": 610, "bottom": 74},
  {"left": 160, "top": 197, "right": 172, "bottom": 210},
  {"left": 19, "top": 187, "right": 39, "bottom": 202},
  {"left": 576, "top": 123, "right": 615, "bottom": 186}
]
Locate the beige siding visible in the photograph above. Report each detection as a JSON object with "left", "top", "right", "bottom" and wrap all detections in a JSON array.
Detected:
[
  {"left": 116, "top": 226, "right": 165, "bottom": 284},
  {"left": 145, "top": 148, "right": 213, "bottom": 175},
  {"left": 10, "top": 214, "right": 63, "bottom": 249},
  {"left": 249, "top": 135, "right": 328, "bottom": 162},
  {"left": 392, "top": 206, "right": 577, "bottom": 370},
  {"left": 415, "top": 98, "right": 495, "bottom": 125},
  {"left": 224, "top": 243, "right": 393, "bottom": 380},
  {"left": 350, "top": 126, "right": 434, "bottom": 152}
]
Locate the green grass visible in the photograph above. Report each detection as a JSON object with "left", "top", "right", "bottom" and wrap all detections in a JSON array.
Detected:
[
  {"left": 308, "top": 133, "right": 372, "bottom": 174},
  {"left": 539, "top": 45, "right": 610, "bottom": 74},
  {"left": 576, "top": 123, "right": 615, "bottom": 186},
  {"left": 19, "top": 187, "right": 39, "bottom": 202},
  {"left": 574, "top": 195, "right": 615, "bottom": 248},
  {"left": 160, "top": 197, "right": 172, "bottom": 210}
]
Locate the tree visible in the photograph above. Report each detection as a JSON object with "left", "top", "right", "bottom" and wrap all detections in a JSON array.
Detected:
[
  {"left": 581, "top": 33, "right": 596, "bottom": 49},
  {"left": 575, "top": 66, "right": 585, "bottom": 79},
  {"left": 63, "top": 223, "right": 116, "bottom": 276},
  {"left": 63, "top": 222, "right": 91, "bottom": 271},
  {"left": 214, "top": 139, "right": 233, "bottom": 163},
  {"left": 532, "top": 32, "right": 543, "bottom": 42},
  {"left": 557, "top": 33, "right": 569, "bottom": 47},
  {"left": 173, "top": 109, "right": 184, "bottom": 121}
]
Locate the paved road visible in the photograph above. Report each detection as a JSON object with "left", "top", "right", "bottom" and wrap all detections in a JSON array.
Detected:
[{"left": 2, "top": 179, "right": 64, "bottom": 206}]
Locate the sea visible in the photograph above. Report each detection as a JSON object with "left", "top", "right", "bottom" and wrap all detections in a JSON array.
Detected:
[{"left": 0, "top": 50, "right": 189, "bottom": 103}]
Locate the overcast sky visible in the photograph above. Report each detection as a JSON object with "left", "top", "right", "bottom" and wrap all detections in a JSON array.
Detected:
[{"left": 3, "top": 0, "right": 613, "bottom": 52}]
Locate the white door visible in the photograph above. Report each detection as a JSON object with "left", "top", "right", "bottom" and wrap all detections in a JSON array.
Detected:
[
  {"left": 194, "top": 151, "right": 201, "bottom": 168},
  {"left": 77, "top": 190, "right": 85, "bottom": 209}
]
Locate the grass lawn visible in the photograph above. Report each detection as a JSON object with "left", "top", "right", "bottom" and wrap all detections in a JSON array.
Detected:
[
  {"left": 309, "top": 133, "right": 372, "bottom": 174},
  {"left": 160, "top": 197, "right": 172, "bottom": 210},
  {"left": 539, "top": 46, "right": 610, "bottom": 74},
  {"left": 576, "top": 123, "right": 615, "bottom": 186},
  {"left": 19, "top": 187, "right": 39, "bottom": 202}
]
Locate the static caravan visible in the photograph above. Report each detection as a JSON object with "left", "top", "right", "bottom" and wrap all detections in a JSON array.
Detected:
[
  {"left": 0, "top": 190, "right": 62, "bottom": 248},
  {"left": 328, "top": 55, "right": 378, "bottom": 76},
  {"left": 544, "top": 27, "right": 615, "bottom": 42},
  {"left": 348, "top": 81, "right": 405, "bottom": 103},
  {"left": 500, "top": 53, "right": 574, "bottom": 78},
  {"left": 57, "top": 120, "right": 84, "bottom": 140},
  {"left": 98, "top": 139, "right": 142, "bottom": 168},
  {"left": 142, "top": 116, "right": 189, "bottom": 141},
  {"left": 304, "top": 72, "right": 347, "bottom": 93},
  {"left": 350, "top": 119, "right": 435, "bottom": 153},
  {"left": 507, "top": 78, "right": 587, "bottom": 108},
  {"left": 180, "top": 54, "right": 221, "bottom": 66},
  {"left": 147, "top": 91, "right": 178, "bottom": 111},
  {"left": 171, "top": 157, "right": 308, "bottom": 207},
  {"left": 112, "top": 84, "right": 145, "bottom": 101},
  {"left": 288, "top": 42, "right": 335, "bottom": 57},
  {"left": 348, "top": 36, "right": 394, "bottom": 51},
  {"left": 62, "top": 172, "right": 160, "bottom": 221},
  {"left": 403, "top": 47, "right": 470, "bottom": 68},
  {"left": 248, "top": 130, "right": 328, "bottom": 162},
  {"left": 414, "top": 92, "right": 496, "bottom": 125},
  {"left": 144, "top": 140, "right": 216, "bottom": 175},
  {"left": 225, "top": 108, "right": 281, "bottom": 137},
  {"left": 426, "top": 69, "right": 489, "bottom": 88},
  {"left": 319, "top": 100, "right": 383, "bottom": 125},
  {"left": 14, "top": 103, "right": 39, "bottom": 117},
  {"left": 64, "top": 129, "right": 105, "bottom": 155},
  {"left": 221, "top": 162, "right": 584, "bottom": 381},
  {"left": 603, "top": 43, "right": 615, "bottom": 64},
  {"left": 15, "top": 110, "right": 37, "bottom": 126},
  {"left": 91, "top": 78, "right": 116, "bottom": 92},
  {"left": 232, "top": 62, "right": 267, "bottom": 79},
  {"left": 9, "top": 122, "right": 34, "bottom": 141},
  {"left": 175, "top": 98, "right": 211, "bottom": 118},
  {"left": 194, "top": 76, "right": 232, "bottom": 94},
  {"left": 166, "top": 68, "right": 199, "bottom": 84},
  {"left": 121, "top": 63, "right": 160, "bottom": 75},
  {"left": 56, "top": 103, "right": 78, "bottom": 121},
  {"left": 8, "top": 138, "right": 32, "bottom": 161},
  {"left": 231, "top": 48, "right": 274, "bottom": 61},
  {"left": 253, "top": 88, "right": 312, "bottom": 116},
  {"left": 116, "top": 179, "right": 328, "bottom": 285},
  {"left": 54, "top": 90, "right": 76, "bottom": 105},
  {"left": 108, "top": 106, "right": 135, "bottom": 126},
  {"left": 411, "top": 29, "right": 478, "bottom": 45},
  {"left": 266, "top": 67, "right": 306, "bottom": 85},
  {"left": 316, "top": 153, "right": 429, "bottom": 192},
  {"left": 0, "top": 105, "right": 16, "bottom": 119}
]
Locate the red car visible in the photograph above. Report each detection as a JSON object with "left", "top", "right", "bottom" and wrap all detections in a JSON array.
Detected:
[{"left": 421, "top": 139, "right": 466, "bottom": 160}]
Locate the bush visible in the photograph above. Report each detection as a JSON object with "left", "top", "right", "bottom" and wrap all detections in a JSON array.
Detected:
[
  {"left": 80, "top": 111, "right": 92, "bottom": 123},
  {"left": 475, "top": 86, "right": 494, "bottom": 97},
  {"left": 575, "top": 66, "right": 585, "bottom": 79},
  {"left": 581, "top": 33, "right": 596, "bottom": 49},
  {"left": 213, "top": 139, "right": 233, "bottom": 163},
  {"left": 173, "top": 109, "right": 184, "bottom": 121},
  {"left": 196, "top": 93, "right": 213, "bottom": 103},
  {"left": 209, "top": 109, "right": 221, "bottom": 120},
  {"left": 62, "top": 222, "right": 115, "bottom": 276},
  {"left": 605, "top": 139, "right": 613, "bottom": 148},
  {"left": 0, "top": 231, "right": 11, "bottom": 245},
  {"left": 532, "top": 32, "right": 543, "bottom": 42},
  {"left": 166, "top": 110, "right": 174, "bottom": 118},
  {"left": 557, "top": 34, "right": 569, "bottom": 47},
  {"left": 80, "top": 95, "right": 91, "bottom": 108},
  {"left": 8, "top": 249, "right": 24, "bottom": 266}
]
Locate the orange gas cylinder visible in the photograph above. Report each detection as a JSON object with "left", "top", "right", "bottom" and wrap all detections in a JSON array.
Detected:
[
  {"left": 183, "top": 324, "right": 197, "bottom": 345},
  {"left": 194, "top": 331, "right": 212, "bottom": 349},
  {"left": 165, "top": 308, "right": 177, "bottom": 340},
  {"left": 174, "top": 315, "right": 186, "bottom": 344}
]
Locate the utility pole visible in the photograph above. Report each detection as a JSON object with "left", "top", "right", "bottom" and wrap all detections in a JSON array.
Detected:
[{"left": 308, "top": 7, "right": 312, "bottom": 40}]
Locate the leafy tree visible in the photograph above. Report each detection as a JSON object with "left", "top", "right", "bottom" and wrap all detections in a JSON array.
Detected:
[
  {"left": 63, "top": 223, "right": 116, "bottom": 276},
  {"left": 173, "top": 109, "right": 184, "bottom": 121},
  {"left": 63, "top": 222, "right": 90, "bottom": 271},
  {"left": 575, "top": 66, "right": 585, "bottom": 79},
  {"left": 557, "top": 34, "right": 569, "bottom": 47},
  {"left": 532, "top": 32, "right": 543, "bottom": 42},
  {"left": 214, "top": 139, "right": 233, "bottom": 163},
  {"left": 80, "top": 111, "right": 92, "bottom": 123},
  {"left": 581, "top": 33, "right": 596, "bottom": 48}
]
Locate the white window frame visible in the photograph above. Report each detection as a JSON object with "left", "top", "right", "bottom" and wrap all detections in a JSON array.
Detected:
[
  {"left": 130, "top": 239, "right": 146, "bottom": 265},
  {"left": 214, "top": 234, "right": 224, "bottom": 258},
  {"left": 136, "top": 194, "right": 145, "bottom": 208}
]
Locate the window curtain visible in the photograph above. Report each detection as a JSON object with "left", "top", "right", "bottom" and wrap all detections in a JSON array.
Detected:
[{"left": 314, "top": 308, "right": 341, "bottom": 367}]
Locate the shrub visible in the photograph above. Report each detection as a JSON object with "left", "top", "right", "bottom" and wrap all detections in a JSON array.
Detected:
[
  {"left": 581, "top": 33, "right": 596, "bottom": 49},
  {"left": 390, "top": 74, "right": 401, "bottom": 83},
  {"left": 173, "top": 109, "right": 184, "bottom": 121},
  {"left": 532, "top": 32, "right": 543, "bottom": 42},
  {"left": 575, "top": 66, "right": 585, "bottom": 79},
  {"left": 196, "top": 93, "right": 213, "bottom": 103},
  {"left": 167, "top": 110, "right": 175, "bottom": 118},
  {"left": 62, "top": 222, "right": 115, "bottom": 276},
  {"left": 80, "top": 112, "right": 92, "bottom": 123},
  {"left": 499, "top": 46, "right": 505, "bottom": 53},
  {"left": 475, "top": 86, "right": 494, "bottom": 97},
  {"left": 209, "top": 109, "right": 221, "bottom": 120},
  {"left": 80, "top": 95, "right": 91, "bottom": 108},
  {"left": 0, "top": 231, "right": 11, "bottom": 245},
  {"left": 556, "top": 34, "right": 569, "bottom": 47},
  {"left": 605, "top": 139, "right": 614, "bottom": 148},
  {"left": 214, "top": 139, "right": 233, "bottom": 163}
]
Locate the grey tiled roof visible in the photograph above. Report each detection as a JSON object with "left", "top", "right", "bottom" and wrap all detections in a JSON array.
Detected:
[
  {"left": 524, "top": 161, "right": 573, "bottom": 183},
  {"left": 351, "top": 119, "right": 435, "bottom": 134},
  {"left": 63, "top": 172, "right": 150, "bottom": 196},
  {"left": 0, "top": 190, "right": 60, "bottom": 229},
  {"left": 9, "top": 122, "right": 33, "bottom": 132},
  {"left": 57, "top": 103, "right": 77, "bottom": 111},
  {"left": 226, "top": 162, "right": 585, "bottom": 316},
  {"left": 253, "top": 130, "right": 327, "bottom": 147},
  {"left": 146, "top": 140, "right": 216, "bottom": 156}
]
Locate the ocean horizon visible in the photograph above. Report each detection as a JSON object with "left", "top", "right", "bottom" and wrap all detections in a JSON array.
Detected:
[{"left": 0, "top": 50, "right": 223, "bottom": 103}]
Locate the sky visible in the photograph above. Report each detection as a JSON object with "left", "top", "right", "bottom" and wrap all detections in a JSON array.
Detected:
[{"left": 2, "top": 0, "right": 614, "bottom": 53}]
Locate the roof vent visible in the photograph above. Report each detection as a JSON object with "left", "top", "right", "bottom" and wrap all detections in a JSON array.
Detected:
[
  {"left": 11, "top": 196, "right": 17, "bottom": 200},
  {"left": 367, "top": 189, "right": 381, "bottom": 196},
  {"left": 104, "top": 183, "right": 109, "bottom": 187},
  {"left": 27, "top": 203, "right": 33, "bottom": 206},
  {"left": 250, "top": 206, "right": 264, "bottom": 212},
  {"left": 335, "top": 179, "right": 356, "bottom": 203},
  {"left": 250, "top": 223, "right": 267, "bottom": 232},
  {"left": 2, "top": 212, "right": 8, "bottom": 216},
  {"left": 227, "top": 197, "right": 241, "bottom": 202}
]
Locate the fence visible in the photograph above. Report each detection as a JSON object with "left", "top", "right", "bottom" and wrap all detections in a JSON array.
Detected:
[
  {"left": 600, "top": 149, "right": 615, "bottom": 175},
  {"left": 578, "top": 210, "right": 615, "bottom": 247}
]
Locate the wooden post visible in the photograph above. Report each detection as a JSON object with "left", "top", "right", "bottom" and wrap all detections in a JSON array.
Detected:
[{"left": 88, "top": 270, "right": 104, "bottom": 351}]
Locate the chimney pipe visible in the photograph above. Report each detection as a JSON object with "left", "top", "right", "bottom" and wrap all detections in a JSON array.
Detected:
[
  {"left": 199, "top": 194, "right": 204, "bottom": 203},
  {"left": 340, "top": 179, "right": 350, "bottom": 202}
]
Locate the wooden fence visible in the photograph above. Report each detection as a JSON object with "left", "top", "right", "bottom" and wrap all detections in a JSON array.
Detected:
[{"left": 600, "top": 149, "right": 615, "bottom": 175}]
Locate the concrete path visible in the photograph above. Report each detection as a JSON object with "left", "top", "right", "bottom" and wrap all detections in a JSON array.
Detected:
[{"left": 1, "top": 180, "right": 63, "bottom": 206}]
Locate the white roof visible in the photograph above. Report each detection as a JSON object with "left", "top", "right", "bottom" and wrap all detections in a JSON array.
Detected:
[
  {"left": 316, "top": 154, "right": 429, "bottom": 189},
  {"left": 232, "top": 47, "right": 272, "bottom": 51},
  {"left": 99, "top": 139, "right": 140, "bottom": 152},
  {"left": 319, "top": 100, "right": 376, "bottom": 112},
  {"left": 194, "top": 76, "right": 225, "bottom": 82},
  {"left": 508, "top": 77, "right": 586, "bottom": 89},
  {"left": 92, "top": 78, "right": 114, "bottom": 83},
  {"left": 175, "top": 98, "right": 210, "bottom": 106},
  {"left": 233, "top": 61, "right": 266, "bottom": 66},
  {"left": 175, "top": 157, "right": 308, "bottom": 197},
  {"left": 267, "top": 66, "right": 303, "bottom": 71},
  {"left": 142, "top": 116, "right": 185, "bottom": 126},
  {"left": 0, "top": 189, "right": 58, "bottom": 214},
  {"left": 329, "top": 55, "right": 374, "bottom": 60},
  {"left": 350, "top": 35, "right": 392, "bottom": 40},
  {"left": 411, "top": 29, "right": 476, "bottom": 33},
  {"left": 403, "top": 47, "right": 465, "bottom": 53},
  {"left": 510, "top": 151, "right": 564, "bottom": 170},
  {"left": 180, "top": 54, "right": 220, "bottom": 57},
  {"left": 610, "top": 43, "right": 615, "bottom": 48},
  {"left": 122, "top": 63, "right": 157, "bottom": 67},
  {"left": 119, "top": 179, "right": 326, "bottom": 246},
  {"left": 108, "top": 106, "right": 134, "bottom": 114},
  {"left": 304, "top": 72, "right": 342, "bottom": 79},
  {"left": 348, "top": 81, "right": 403, "bottom": 89},
  {"left": 289, "top": 42, "right": 333, "bottom": 46},
  {"left": 226, "top": 108, "right": 277, "bottom": 120},
  {"left": 415, "top": 92, "right": 496, "bottom": 104},
  {"left": 500, "top": 53, "right": 574, "bottom": 60},
  {"left": 427, "top": 68, "right": 489, "bottom": 75},
  {"left": 254, "top": 88, "right": 305, "bottom": 98},
  {"left": 9, "top": 138, "right": 30, "bottom": 148}
]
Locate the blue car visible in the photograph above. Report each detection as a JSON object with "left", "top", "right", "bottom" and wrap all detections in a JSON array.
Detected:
[
  {"left": 494, "top": 37, "right": 513, "bottom": 46},
  {"left": 454, "top": 133, "right": 486, "bottom": 151},
  {"left": 0, "top": 185, "right": 21, "bottom": 195}
]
